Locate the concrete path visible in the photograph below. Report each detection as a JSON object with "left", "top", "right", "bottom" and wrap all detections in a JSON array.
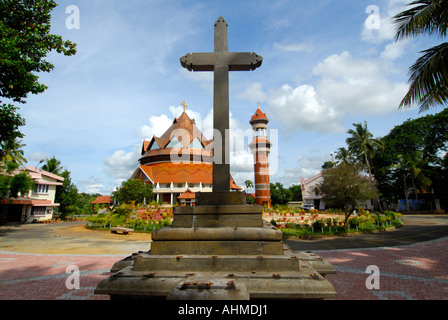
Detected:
[{"left": 0, "top": 215, "right": 447, "bottom": 300}]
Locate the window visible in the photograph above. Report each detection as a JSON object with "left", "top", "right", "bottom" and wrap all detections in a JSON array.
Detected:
[
  {"left": 34, "top": 184, "right": 49, "bottom": 194},
  {"left": 31, "top": 207, "right": 46, "bottom": 216},
  {"left": 190, "top": 138, "right": 204, "bottom": 149},
  {"left": 150, "top": 141, "right": 160, "bottom": 150},
  {"left": 166, "top": 137, "right": 182, "bottom": 148}
]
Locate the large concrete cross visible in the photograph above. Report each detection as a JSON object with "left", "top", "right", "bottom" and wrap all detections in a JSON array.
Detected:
[{"left": 180, "top": 16, "right": 263, "bottom": 193}]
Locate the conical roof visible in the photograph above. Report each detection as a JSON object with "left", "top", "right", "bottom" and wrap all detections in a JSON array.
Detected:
[
  {"left": 250, "top": 107, "right": 269, "bottom": 125},
  {"left": 139, "top": 112, "right": 213, "bottom": 165}
]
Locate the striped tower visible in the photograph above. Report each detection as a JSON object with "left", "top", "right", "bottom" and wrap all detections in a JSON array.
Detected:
[{"left": 249, "top": 107, "right": 271, "bottom": 208}]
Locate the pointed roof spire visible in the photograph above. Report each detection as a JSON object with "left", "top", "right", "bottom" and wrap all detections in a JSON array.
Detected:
[{"left": 250, "top": 104, "right": 269, "bottom": 124}]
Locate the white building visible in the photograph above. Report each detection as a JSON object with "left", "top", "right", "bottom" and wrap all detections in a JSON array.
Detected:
[
  {"left": 0, "top": 166, "right": 64, "bottom": 223},
  {"left": 300, "top": 172, "right": 374, "bottom": 211}
]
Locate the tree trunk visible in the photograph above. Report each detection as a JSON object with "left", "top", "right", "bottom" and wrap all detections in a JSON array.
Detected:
[{"left": 403, "top": 174, "right": 410, "bottom": 212}]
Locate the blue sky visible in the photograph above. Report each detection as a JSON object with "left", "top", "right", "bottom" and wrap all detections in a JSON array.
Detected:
[{"left": 18, "top": 0, "right": 444, "bottom": 195}]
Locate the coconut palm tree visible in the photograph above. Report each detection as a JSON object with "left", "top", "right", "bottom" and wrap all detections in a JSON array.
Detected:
[
  {"left": 393, "top": 0, "right": 448, "bottom": 112},
  {"left": 334, "top": 147, "right": 355, "bottom": 166},
  {"left": 346, "top": 122, "right": 384, "bottom": 180},
  {"left": 41, "top": 156, "right": 63, "bottom": 175},
  {"left": 346, "top": 122, "right": 384, "bottom": 210},
  {"left": 396, "top": 151, "right": 432, "bottom": 210},
  {"left": 0, "top": 138, "right": 27, "bottom": 166}
]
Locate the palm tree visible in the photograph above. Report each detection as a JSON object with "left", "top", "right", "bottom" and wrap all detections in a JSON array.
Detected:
[
  {"left": 334, "top": 147, "right": 355, "bottom": 166},
  {"left": 393, "top": 0, "right": 448, "bottom": 112},
  {"left": 346, "top": 122, "right": 384, "bottom": 210},
  {"left": 1, "top": 138, "right": 27, "bottom": 166},
  {"left": 397, "top": 151, "right": 432, "bottom": 210},
  {"left": 41, "top": 156, "right": 63, "bottom": 174},
  {"left": 346, "top": 122, "right": 384, "bottom": 181}
]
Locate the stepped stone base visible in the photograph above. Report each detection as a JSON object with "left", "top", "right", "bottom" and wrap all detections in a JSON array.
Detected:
[{"left": 95, "top": 202, "right": 337, "bottom": 300}]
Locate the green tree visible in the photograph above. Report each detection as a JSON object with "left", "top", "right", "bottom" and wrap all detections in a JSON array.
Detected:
[
  {"left": 393, "top": 0, "right": 448, "bottom": 112},
  {"left": 321, "top": 161, "right": 335, "bottom": 170},
  {"left": 113, "top": 179, "right": 153, "bottom": 205},
  {"left": 371, "top": 109, "right": 448, "bottom": 208},
  {"left": 0, "top": 0, "right": 77, "bottom": 148},
  {"left": 41, "top": 156, "right": 63, "bottom": 174},
  {"left": 315, "top": 164, "right": 377, "bottom": 229},
  {"left": 0, "top": 161, "right": 34, "bottom": 222},
  {"left": 1, "top": 138, "right": 27, "bottom": 166},
  {"left": 270, "top": 182, "right": 292, "bottom": 206},
  {"left": 55, "top": 170, "right": 79, "bottom": 218},
  {"left": 245, "top": 180, "right": 254, "bottom": 189},
  {"left": 0, "top": 161, "right": 34, "bottom": 199},
  {"left": 395, "top": 151, "right": 432, "bottom": 210},
  {"left": 0, "top": 0, "right": 77, "bottom": 104},
  {"left": 334, "top": 147, "right": 355, "bottom": 166},
  {"left": 346, "top": 122, "right": 384, "bottom": 180},
  {"left": 0, "top": 104, "right": 25, "bottom": 151},
  {"left": 288, "top": 184, "right": 302, "bottom": 201}
]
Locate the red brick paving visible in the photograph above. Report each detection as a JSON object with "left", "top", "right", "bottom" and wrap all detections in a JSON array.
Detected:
[{"left": 1, "top": 237, "right": 447, "bottom": 300}]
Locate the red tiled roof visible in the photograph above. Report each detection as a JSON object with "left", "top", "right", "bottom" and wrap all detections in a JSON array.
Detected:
[
  {"left": 250, "top": 108, "right": 268, "bottom": 122},
  {"left": 140, "top": 112, "right": 213, "bottom": 164},
  {"left": 92, "top": 196, "right": 112, "bottom": 204},
  {"left": 177, "top": 189, "right": 196, "bottom": 199}
]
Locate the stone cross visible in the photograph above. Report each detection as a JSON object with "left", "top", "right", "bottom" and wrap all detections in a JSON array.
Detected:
[{"left": 180, "top": 16, "right": 263, "bottom": 193}]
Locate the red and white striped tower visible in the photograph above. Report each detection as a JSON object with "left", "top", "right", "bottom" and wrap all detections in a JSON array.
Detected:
[{"left": 249, "top": 107, "right": 271, "bottom": 208}]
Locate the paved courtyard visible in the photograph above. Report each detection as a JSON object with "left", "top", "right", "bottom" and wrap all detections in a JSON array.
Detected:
[{"left": 0, "top": 216, "right": 447, "bottom": 301}]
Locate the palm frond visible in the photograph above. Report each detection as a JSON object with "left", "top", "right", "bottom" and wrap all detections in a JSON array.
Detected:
[
  {"left": 399, "top": 42, "right": 448, "bottom": 111},
  {"left": 393, "top": 0, "right": 448, "bottom": 40}
]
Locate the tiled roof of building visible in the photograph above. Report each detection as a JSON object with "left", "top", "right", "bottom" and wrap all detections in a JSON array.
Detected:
[
  {"left": 177, "top": 189, "right": 196, "bottom": 199},
  {"left": 140, "top": 112, "right": 213, "bottom": 165},
  {"left": 250, "top": 107, "right": 269, "bottom": 123},
  {"left": 92, "top": 196, "right": 112, "bottom": 204}
]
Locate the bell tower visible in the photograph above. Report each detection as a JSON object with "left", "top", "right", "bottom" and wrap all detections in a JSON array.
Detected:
[{"left": 249, "top": 106, "right": 271, "bottom": 208}]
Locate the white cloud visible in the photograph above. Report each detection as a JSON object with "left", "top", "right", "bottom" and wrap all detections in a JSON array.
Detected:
[
  {"left": 136, "top": 114, "right": 173, "bottom": 141},
  {"left": 267, "top": 83, "right": 343, "bottom": 133},
  {"left": 273, "top": 42, "right": 314, "bottom": 53},
  {"left": 313, "top": 51, "right": 409, "bottom": 115},
  {"left": 380, "top": 40, "right": 409, "bottom": 61},
  {"left": 103, "top": 145, "right": 141, "bottom": 182},
  {"left": 27, "top": 151, "right": 49, "bottom": 163},
  {"left": 237, "top": 82, "right": 267, "bottom": 103}
]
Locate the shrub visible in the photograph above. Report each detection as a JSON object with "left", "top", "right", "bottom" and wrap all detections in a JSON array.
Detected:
[
  {"left": 349, "top": 217, "right": 359, "bottom": 228},
  {"left": 312, "top": 219, "right": 324, "bottom": 229}
]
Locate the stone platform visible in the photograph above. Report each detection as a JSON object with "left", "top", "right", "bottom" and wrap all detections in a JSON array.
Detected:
[{"left": 95, "top": 201, "right": 337, "bottom": 300}]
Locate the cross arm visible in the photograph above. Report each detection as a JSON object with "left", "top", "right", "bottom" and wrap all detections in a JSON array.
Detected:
[{"left": 180, "top": 52, "right": 263, "bottom": 72}]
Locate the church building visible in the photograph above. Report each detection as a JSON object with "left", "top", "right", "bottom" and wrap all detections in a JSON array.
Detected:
[{"left": 130, "top": 108, "right": 242, "bottom": 205}]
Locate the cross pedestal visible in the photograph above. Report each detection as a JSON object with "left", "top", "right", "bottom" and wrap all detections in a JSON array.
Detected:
[{"left": 95, "top": 17, "right": 337, "bottom": 300}]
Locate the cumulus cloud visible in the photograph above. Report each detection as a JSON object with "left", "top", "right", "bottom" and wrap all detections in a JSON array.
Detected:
[
  {"left": 267, "top": 83, "right": 343, "bottom": 133},
  {"left": 237, "top": 82, "right": 267, "bottom": 103},
  {"left": 77, "top": 176, "right": 108, "bottom": 195},
  {"left": 313, "top": 51, "right": 408, "bottom": 115},
  {"left": 270, "top": 153, "right": 332, "bottom": 187},
  {"left": 136, "top": 114, "right": 173, "bottom": 141},
  {"left": 103, "top": 145, "right": 141, "bottom": 183}
]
